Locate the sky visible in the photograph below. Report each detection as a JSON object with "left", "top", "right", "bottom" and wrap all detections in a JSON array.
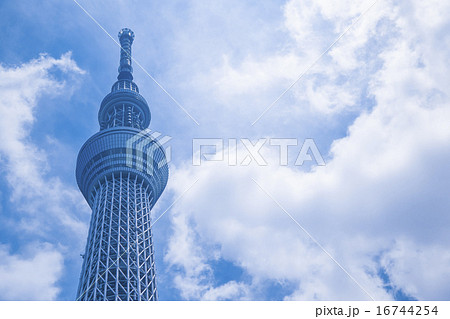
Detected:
[{"left": 0, "top": 0, "right": 449, "bottom": 301}]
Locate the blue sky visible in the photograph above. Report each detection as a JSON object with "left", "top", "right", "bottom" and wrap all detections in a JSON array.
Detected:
[{"left": 0, "top": 0, "right": 450, "bottom": 300}]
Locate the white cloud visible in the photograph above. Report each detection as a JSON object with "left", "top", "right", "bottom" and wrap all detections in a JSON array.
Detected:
[
  {"left": 201, "top": 281, "right": 250, "bottom": 301},
  {"left": 0, "top": 53, "right": 88, "bottom": 300},
  {"left": 197, "top": 0, "right": 396, "bottom": 117},
  {"left": 381, "top": 239, "right": 450, "bottom": 300},
  {"left": 0, "top": 243, "right": 64, "bottom": 300},
  {"left": 163, "top": 0, "right": 450, "bottom": 300},
  {"left": 165, "top": 212, "right": 251, "bottom": 300},
  {"left": 0, "top": 53, "right": 88, "bottom": 238}
]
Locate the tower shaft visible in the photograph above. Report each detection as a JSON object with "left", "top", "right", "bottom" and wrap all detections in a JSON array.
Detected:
[{"left": 77, "top": 173, "right": 157, "bottom": 301}]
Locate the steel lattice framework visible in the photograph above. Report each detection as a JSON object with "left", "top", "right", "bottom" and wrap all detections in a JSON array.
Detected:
[
  {"left": 76, "top": 28, "right": 168, "bottom": 301},
  {"left": 77, "top": 173, "right": 157, "bottom": 301}
]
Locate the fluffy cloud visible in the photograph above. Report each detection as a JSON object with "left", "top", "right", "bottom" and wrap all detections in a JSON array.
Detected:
[
  {"left": 200, "top": 0, "right": 395, "bottom": 117},
  {"left": 0, "top": 53, "right": 88, "bottom": 238},
  {"left": 163, "top": 0, "right": 450, "bottom": 300},
  {"left": 0, "top": 53, "right": 87, "bottom": 299},
  {"left": 381, "top": 239, "right": 450, "bottom": 300},
  {"left": 0, "top": 243, "right": 64, "bottom": 300},
  {"left": 165, "top": 212, "right": 251, "bottom": 300}
]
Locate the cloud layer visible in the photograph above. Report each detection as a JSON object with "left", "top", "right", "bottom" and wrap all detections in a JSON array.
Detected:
[
  {"left": 163, "top": 0, "right": 450, "bottom": 300},
  {"left": 0, "top": 244, "right": 63, "bottom": 300},
  {"left": 0, "top": 53, "right": 87, "bottom": 299}
]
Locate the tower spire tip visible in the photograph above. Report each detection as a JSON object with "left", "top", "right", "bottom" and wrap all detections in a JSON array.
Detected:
[
  {"left": 118, "top": 28, "right": 135, "bottom": 41},
  {"left": 117, "top": 28, "right": 135, "bottom": 81}
]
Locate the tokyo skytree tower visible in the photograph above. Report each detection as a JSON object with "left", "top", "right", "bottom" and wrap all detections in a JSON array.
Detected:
[{"left": 75, "top": 28, "right": 168, "bottom": 301}]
